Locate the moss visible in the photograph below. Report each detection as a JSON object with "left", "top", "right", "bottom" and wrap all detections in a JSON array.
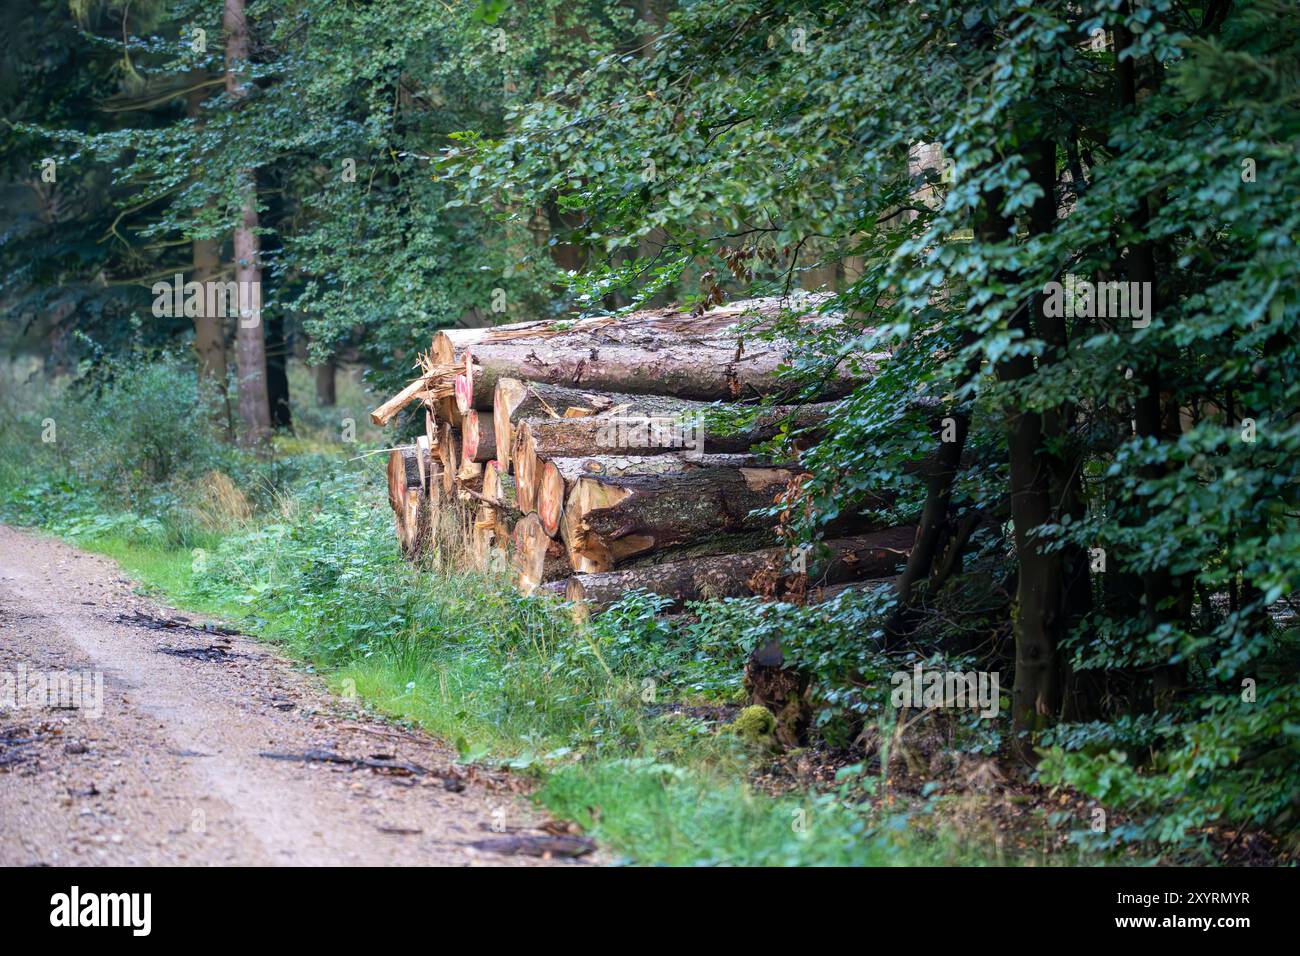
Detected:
[{"left": 730, "top": 705, "right": 778, "bottom": 744}]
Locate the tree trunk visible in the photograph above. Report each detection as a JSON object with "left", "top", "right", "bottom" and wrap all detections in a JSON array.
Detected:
[
  {"left": 265, "top": 308, "right": 292, "bottom": 432},
  {"left": 887, "top": 395, "right": 971, "bottom": 638},
  {"left": 986, "top": 154, "right": 1066, "bottom": 753},
  {"left": 461, "top": 409, "right": 497, "bottom": 465},
  {"left": 190, "top": 234, "right": 230, "bottom": 432},
  {"left": 565, "top": 465, "right": 797, "bottom": 569},
  {"left": 185, "top": 83, "right": 230, "bottom": 435},
  {"left": 225, "top": 0, "right": 271, "bottom": 449},
  {"left": 566, "top": 528, "right": 912, "bottom": 614},
  {"left": 512, "top": 513, "right": 570, "bottom": 593},
  {"left": 387, "top": 446, "right": 425, "bottom": 556},
  {"left": 315, "top": 356, "right": 337, "bottom": 406},
  {"left": 888, "top": 141, "right": 976, "bottom": 638},
  {"left": 436, "top": 299, "right": 864, "bottom": 401}
]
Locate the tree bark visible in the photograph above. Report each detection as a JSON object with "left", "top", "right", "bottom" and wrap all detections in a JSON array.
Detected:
[
  {"left": 185, "top": 82, "right": 230, "bottom": 435},
  {"left": 566, "top": 528, "right": 912, "bottom": 613},
  {"left": 552, "top": 453, "right": 766, "bottom": 570},
  {"left": 436, "top": 298, "right": 866, "bottom": 401},
  {"left": 387, "top": 446, "right": 425, "bottom": 556},
  {"left": 315, "top": 356, "right": 336, "bottom": 406},
  {"left": 190, "top": 234, "right": 230, "bottom": 432},
  {"left": 987, "top": 151, "right": 1067, "bottom": 752},
  {"left": 887, "top": 395, "right": 972, "bottom": 638},
  {"left": 224, "top": 0, "right": 271, "bottom": 449},
  {"left": 265, "top": 308, "right": 292, "bottom": 432},
  {"left": 565, "top": 465, "right": 797, "bottom": 569}
]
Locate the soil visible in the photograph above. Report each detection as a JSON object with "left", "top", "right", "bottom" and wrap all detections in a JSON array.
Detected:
[{"left": 0, "top": 525, "right": 590, "bottom": 866}]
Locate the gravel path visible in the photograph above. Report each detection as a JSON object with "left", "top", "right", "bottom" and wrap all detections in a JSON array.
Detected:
[{"left": 0, "top": 525, "right": 583, "bottom": 866}]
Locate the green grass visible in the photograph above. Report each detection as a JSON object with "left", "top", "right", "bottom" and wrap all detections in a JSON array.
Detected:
[{"left": 34, "top": 505, "right": 998, "bottom": 866}]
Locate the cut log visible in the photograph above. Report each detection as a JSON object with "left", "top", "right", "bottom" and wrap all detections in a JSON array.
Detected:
[
  {"left": 481, "top": 458, "right": 502, "bottom": 502},
  {"left": 565, "top": 529, "right": 913, "bottom": 614},
  {"left": 457, "top": 461, "right": 483, "bottom": 494},
  {"left": 493, "top": 378, "right": 830, "bottom": 472},
  {"left": 437, "top": 421, "right": 458, "bottom": 495},
  {"left": 415, "top": 435, "right": 431, "bottom": 490},
  {"left": 535, "top": 579, "right": 570, "bottom": 602},
  {"left": 471, "top": 461, "right": 516, "bottom": 572},
  {"left": 549, "top": 453, "right": 771, "bottom": 484},
  {"left": 567, "top": 466, "right": 798, "bottom": 569},
  {"left": 480, "top": 461, "right": 518, "bottom": 511},
  {"left": 493, "top": 378, "right": 608, "bottom": 471},
  {"left": 453, "top": 353, "right": 497, "bottom": 415},
  {"left": 442, "top": 297, "right": 869, "bottom": 401},
  {"left": 537, "top": 460, "right": 565, "bottom": 537},
  {"left": 404, "top": 489, "right": 431, "bottom": 557},
  {"left": 809, "top": 577, "right": 898, "bottom": 604},
  {"left": 521, "top": 413, "right": 702, "bottom": 460},
  {"left": 542, "top": 452, "right": 770, "bottom": 550},
  {"left": 430, "top": 331, "right": 461, "bottom": 426},
  {"left": 512, "top": 513, "right": 570, "bottom": 593},
  {"left": 513, "top": 409, "right": 785, "bottom": 537},
  {"left": 512, "top": 422, "right": 540, "bottom": 513},
  {"left": 461, "top": 409, "right": 497, "bottom": 465},
  {"left": 387, "top": 446, "right": 426, "bottom": 556}
]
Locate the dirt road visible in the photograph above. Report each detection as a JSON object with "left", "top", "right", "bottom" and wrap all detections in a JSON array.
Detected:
[{"left": 0, "top": 525, "right": 581, "bottom": 866}]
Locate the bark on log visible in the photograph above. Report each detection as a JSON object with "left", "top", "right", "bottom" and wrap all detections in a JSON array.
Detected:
[
  {"left": 453, "top": 353, "right": 496, "bottom": 415},
  {"left": 565, "top": 528, "right": 913, "bottom": 613},
  {"left": 492, "top": 378, "right": 608, "bottom": 471},
  {"left": 440, "top": 297, "right": 869, "bottom": 401},
  {"left": 809, "top": 577, "right": 898, "bottom": 604},
  {"left": 567, "top": 466, "right": 798, "bottom": 570},
  {"left": 514, "top": 406, "right": 793, "bottom": 540},
  {"left": 535, "top": 579, "right": 570, "bottom": 602},
  {"left": 387, "top": 446, "right": 427, "bottom": 557},
  {"left": 493, "top": 377, "right": 829, "bottom": 472},
  {"left": 546, "top": 453, "right": 770, "bottom": 558},
  {"left": 512, "top": 513, "right": 570, "bottom": 594},
  {"left": 471, "top": 462, "right": 517, "bottom": 571}
]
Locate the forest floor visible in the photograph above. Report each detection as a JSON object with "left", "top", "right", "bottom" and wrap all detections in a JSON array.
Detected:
[{"left": 0, "top": 525, "right": 590, "bottom": 866}]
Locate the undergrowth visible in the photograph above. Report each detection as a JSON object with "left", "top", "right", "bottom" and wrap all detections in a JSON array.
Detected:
[{"left": 2, "top": 357, "right": 1288, "bottom": 865}]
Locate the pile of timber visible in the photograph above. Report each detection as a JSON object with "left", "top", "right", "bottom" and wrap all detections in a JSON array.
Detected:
[{"left": 371, "top": 296, "right": 908, "bottom": 615}]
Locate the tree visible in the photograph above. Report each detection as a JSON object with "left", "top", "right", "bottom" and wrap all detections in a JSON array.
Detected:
[{"left": 224, "top": 0, "right": 270, "bottom": 447}]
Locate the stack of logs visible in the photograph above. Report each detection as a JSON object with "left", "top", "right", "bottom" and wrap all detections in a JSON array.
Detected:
[{"left": 372, "top": 297, "right": 912, "bottom": 616}]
